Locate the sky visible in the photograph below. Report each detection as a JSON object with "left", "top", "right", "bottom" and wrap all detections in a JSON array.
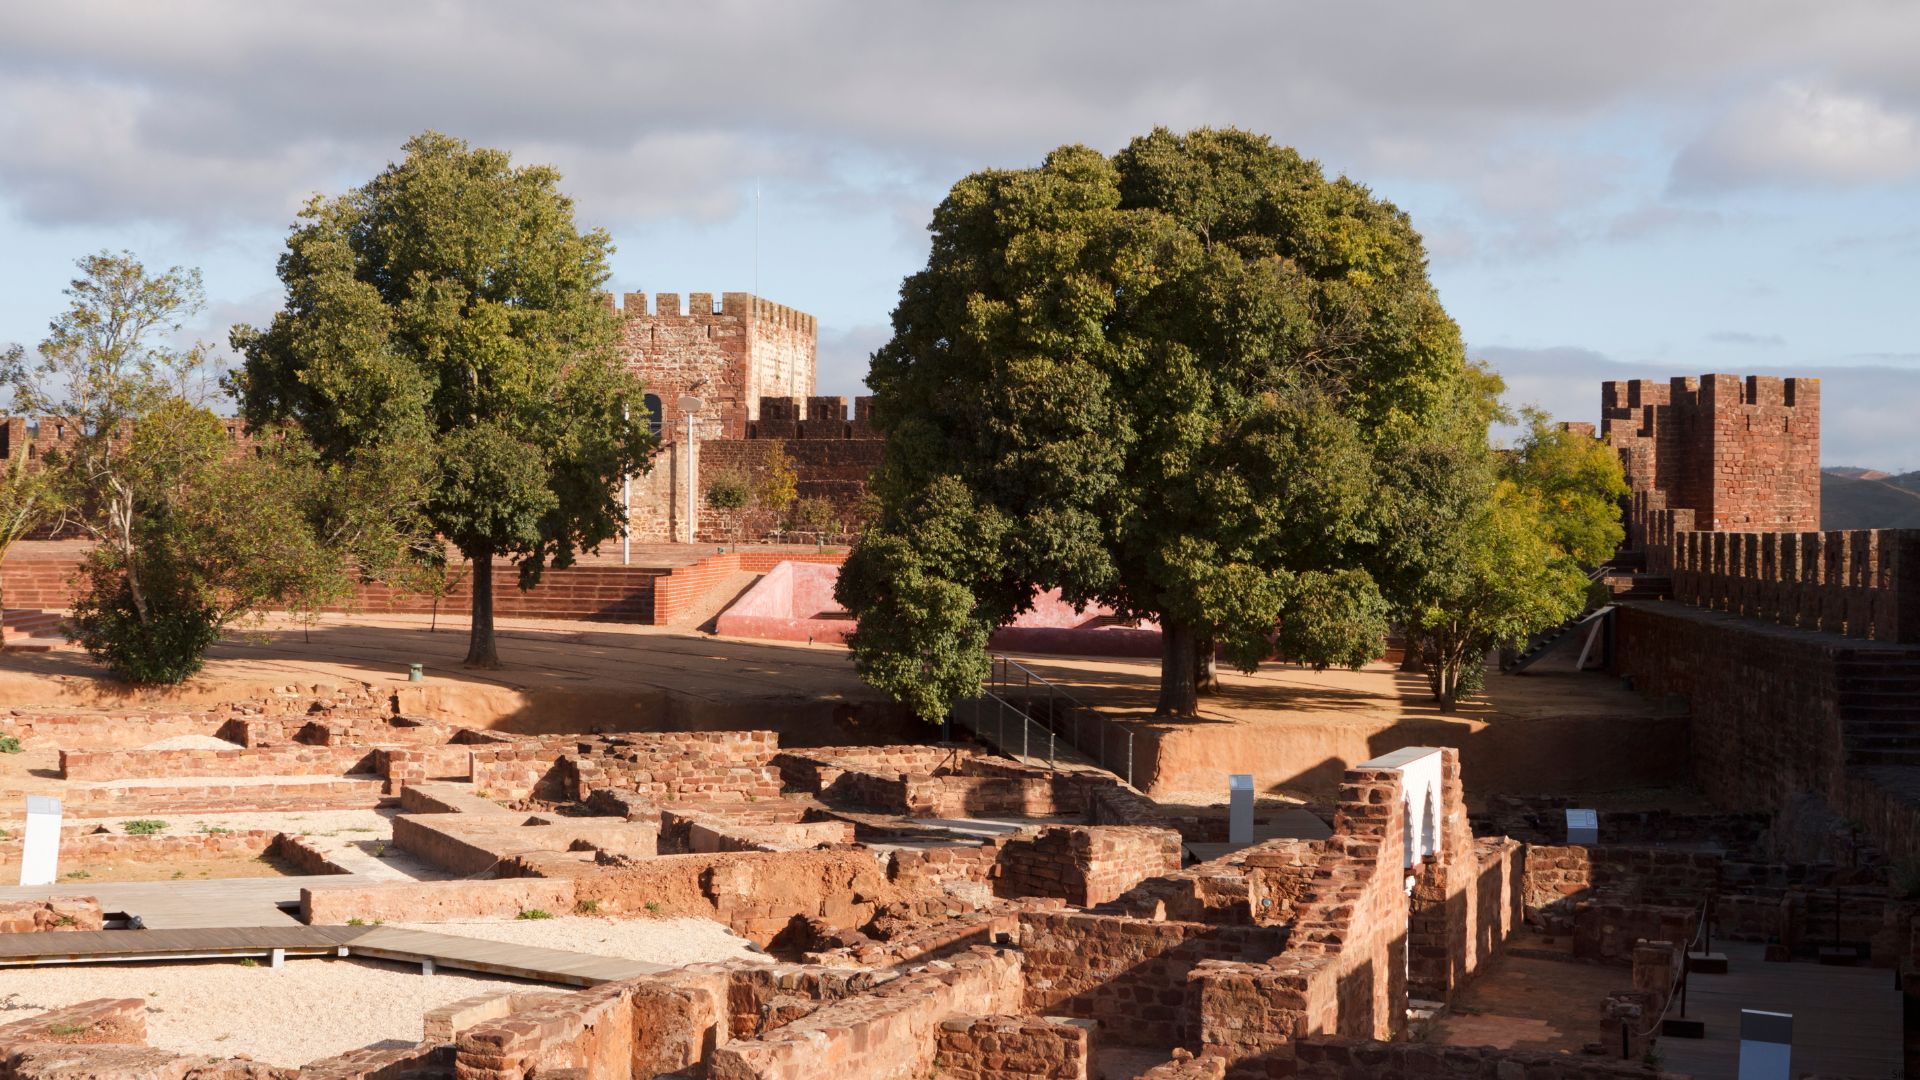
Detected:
[{"left": 2, "top": 2, "right": 1917, "bottom": 468}]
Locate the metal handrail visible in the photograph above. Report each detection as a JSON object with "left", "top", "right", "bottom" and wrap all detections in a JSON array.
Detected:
[{"left": 951, "top": 654, "right": 1133, "bottom": 788}]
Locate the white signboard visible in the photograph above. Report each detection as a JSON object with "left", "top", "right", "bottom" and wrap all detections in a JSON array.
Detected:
[
  {"left": 1737, "top": 1010, "right": 1791, "bottom": 1080},
  {"left": 1566, "top": 808, "right": 1599, "bottom": 845},
  {"left": 1228, "top": 774, "right": 1255, "bottom": 846},
  {"left": 19, "top": 795, "right": 62, "bottom": 887}
]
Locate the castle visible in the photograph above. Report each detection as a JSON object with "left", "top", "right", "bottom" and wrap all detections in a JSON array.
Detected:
[{"left": 609, "top": 291, "right": 884, "bottom": 544}]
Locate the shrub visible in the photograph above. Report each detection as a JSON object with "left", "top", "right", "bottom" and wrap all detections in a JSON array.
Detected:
[
  {"left": 122, "top": 819, "right": 169, "bottom": 835},
  {"left": 786, "top": 496, "right": 837, "bottom": 535},
  {"left": 70, "top": 554, "right": 219, "bottom": 685},
  {"left": 517, "top": 908, "right": 554, "bottom": 920},
  {"left": 704, "top": 472, "right": 751, "bottom": 511},
  {"left": 644, "top": 900, "right": 662, "bottom": 915},
  {"left": 575, "top": 899, "right": 600, "bottom": 915},
  {"left": 0, "top": 736, "right": 20, "bottom": 754}
]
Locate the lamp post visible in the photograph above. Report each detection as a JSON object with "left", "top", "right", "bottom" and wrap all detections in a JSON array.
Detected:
[
  {"left": 677, "top": 394, "right": 704, "bottom": 545},
  {"left": 621, "top": 405, "right": 631, "bottom": 566}
]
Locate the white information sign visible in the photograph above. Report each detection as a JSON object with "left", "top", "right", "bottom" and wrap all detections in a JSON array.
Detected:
[
  {"left": 19, "top": 795, "right": 62, "bottom": 887},
  {"left": 1228, "top": 774, "right": 1255, "bottom": 846}
]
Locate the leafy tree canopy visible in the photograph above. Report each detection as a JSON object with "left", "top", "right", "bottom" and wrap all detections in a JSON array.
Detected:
[
  {"left": 838, "top": 127, "right": 1474, "bottom": 718},
  {"left": 3, "top": 251, "right": 415, "bottom": 682},
  {"left": 230, "top": 132, "right": 655, "bottom": 667},
  {"left": 1403, "top": 380, "right": 1630, "bottom": 710}
]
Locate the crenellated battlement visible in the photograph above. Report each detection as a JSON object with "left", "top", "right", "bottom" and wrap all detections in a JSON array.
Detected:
[
  {"left": 601, "top": 290, "right": 817, "bottom": 334},
  {"left": 747, "top": 395, "right": 878, "bottom": 439},
  {"left": 1600, "top": 373, "right": 1820, "bottom": 536}
]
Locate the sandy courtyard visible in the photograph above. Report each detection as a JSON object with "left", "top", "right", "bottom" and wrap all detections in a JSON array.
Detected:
[{"left": 1, "top": 915, "right": 767, "bottom": 1065}]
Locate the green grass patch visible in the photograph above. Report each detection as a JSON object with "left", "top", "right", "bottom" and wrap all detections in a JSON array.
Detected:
[
  {"left": 121, "top": 819, "right": 169, "bottom": 835},
  {"left": 516, "top": 908, "right": 554, "bottom": 920},
  {"left": 0, "top": 735, "right": 22, "bottom": 754}
]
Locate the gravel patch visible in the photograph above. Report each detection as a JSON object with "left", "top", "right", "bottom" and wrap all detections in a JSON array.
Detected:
[
  {"left": 0, "top": 917, "right": 762, "bottom": 1065},
  {"left": 138, "top": 734, "right": 244, "bottom": 751},
  {"left": 1, "top": 957, "right": 551, "bottom": 1065},
  {"left": 389, "top": 915, "right": 771, "bottom": 968}
]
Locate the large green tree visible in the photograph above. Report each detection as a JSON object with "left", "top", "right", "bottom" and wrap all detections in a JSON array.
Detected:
[
  {"left": 838, "top": 128, "right": 1473, "bottom": 718},
  {"left": 231, "top": 132, "right": 655, "bottom": 668},
  {"left": 1403, "top": 402, "right": 1630, "bottom": 710},
  {"left": 3, "top": 252, "right": 406, "bottom": 682}
]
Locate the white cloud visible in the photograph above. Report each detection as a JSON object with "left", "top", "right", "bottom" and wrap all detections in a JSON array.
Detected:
[
  {"left": 1672, "top": 81, "right": 1920, "bottom": 192},
  {"left": 1475, "top": 344, "right": 1920, "bottom": 472},
  {"left": 1708, "top": 331, "right": 1785, "bottom": 346}
]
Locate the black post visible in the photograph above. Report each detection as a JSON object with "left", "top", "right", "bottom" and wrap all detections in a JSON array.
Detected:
[{"left": 1621, "top": 1021, "right": 1631, "bottom": 1059}]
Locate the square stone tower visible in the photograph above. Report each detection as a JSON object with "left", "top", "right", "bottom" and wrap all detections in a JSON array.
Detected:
[
  {"left": 611, "top": 292, "right": 817, "bottom": 441},
  {"left": 1600, "top": 373, "right": 1820, "bottom": 533}
]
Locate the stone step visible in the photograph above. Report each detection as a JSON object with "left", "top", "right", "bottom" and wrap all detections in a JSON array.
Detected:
[
  {"left": 1847, "top": 747, "right": 1920, "bottom": 766},
  {"left": 1842, "top": 722, "right": 1920, "bottom": 738}
]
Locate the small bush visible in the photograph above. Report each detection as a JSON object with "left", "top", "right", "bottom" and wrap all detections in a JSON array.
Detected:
[
  {"left": 644, "top": 901, "right": 662, "bottom": 915},
  {"left": 1892, "top": 859, "right": 1920, "bottom": 900},
  {"left": 237, "top": 958, "right": 258, "bottom": 968},
  {"left": 517, "top": 908, "right": 554, "bottom": 920},
  {"left": 704, "top": 472, "right": 751, "bottom": 511},
  {"left": 786, "top": 496, "right": 837, "bottom": 535},
  {"left": 347, "top": 917, "right": 366, "bottom": 926},
  {"left": 198, "top": 824, "right": 230, "bottom": 835},
  {"left": 70, "top": 555, "right": 220, "bottom": 685},
  {"left": 0, "top": 736, "right": 22, "bottom": 754},
  {"left": 122, "top": 819, "right": 169, "bottom": 835},
  {"left": 64, "top": 870, "right": 90, "bottom": 880},
  {"left": 575, "top": 899, "right": 600, "bottom": 915}
]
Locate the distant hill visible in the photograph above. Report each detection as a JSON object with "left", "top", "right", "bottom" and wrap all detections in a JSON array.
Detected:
[{"left": 1822, "top": 469, "right": 1920, "bottom": 529}]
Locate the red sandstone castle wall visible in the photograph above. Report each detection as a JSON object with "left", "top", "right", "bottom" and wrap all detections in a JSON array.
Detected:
[
  {"left": 1601, "top": 373, "right": 1820, "bottom": 535},
  {"left": 610, "top": 291, "right": 817, "bottom": 441}
]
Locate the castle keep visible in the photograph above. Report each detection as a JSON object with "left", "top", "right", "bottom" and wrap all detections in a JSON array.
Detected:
[
  {"left": 611, "top": 291, "right": 817, "bottom": 440},
  {"left": 610, "top": 291, "right": 885, "bottom": 544},
  {"left": 1601, "top": 373, "right": 1822, "bottom": 540}
]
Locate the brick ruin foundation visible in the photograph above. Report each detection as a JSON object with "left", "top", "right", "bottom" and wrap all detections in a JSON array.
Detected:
[
  {"left": 7, "top": 370, "right": 1920, "bottom": 1076},
  {"left": 1, "top": 686, "right": 1724, "bottom": 1079}
]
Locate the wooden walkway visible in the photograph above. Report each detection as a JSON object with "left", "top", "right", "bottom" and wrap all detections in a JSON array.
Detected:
[
  {"left": 344, "top": 926, "right": 665, "bottom": 986},
  {"left": 0, "top": 923, "right": 664, "bottom": 987},
  {"left": 1658, "top": 941, "right": 1902, "bottom": 1079},
  {"left": 0, "top": 876, "right": 328, "bottom": 928},
  {"left": 0, "top": 925, "right": 357, "bottom": 966}
]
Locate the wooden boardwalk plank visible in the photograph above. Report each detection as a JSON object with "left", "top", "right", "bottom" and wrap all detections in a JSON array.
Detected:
[
  {"left": 0, "top": 876, "right": 346, "bottom": 928},
  {"left": 1658, "top": 942, "right": 1901, "bottom": 1080},
  {"left": 0, "top": 920, "right": 660, "bottom": 987},
  {"left": 344, "top": 926, "right": 664, "bottom": 986}
]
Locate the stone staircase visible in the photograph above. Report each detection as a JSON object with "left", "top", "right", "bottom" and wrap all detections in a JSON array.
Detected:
[
  {"left": 1838, "top": 651, "right": 1920, "bottom": 767},
  {"left": 0, "top": 608, "right": 67, "bottom": 650}
]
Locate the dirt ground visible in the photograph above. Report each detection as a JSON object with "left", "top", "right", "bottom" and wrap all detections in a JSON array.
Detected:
[
  {"left": 1427, "top": 938, "right": 1626, "bottom": 1053},
  {"left": 1, "top": 604, "right": 1696, "bottom": 803},
  {"left": 0, "top": 851, "right": 294, "bottom": 884},
  {"left": 0, "top": 915, "right": 765, "bottom": 1065}
]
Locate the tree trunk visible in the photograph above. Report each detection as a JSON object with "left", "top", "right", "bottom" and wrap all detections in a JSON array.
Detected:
[
  {"left": 1157, "top": 617, "right": 1198, "bottom": 717},
  {"left": 1399, "top": 628, "right": 1426, "bottom": 672},
  {"left": 464, "top": 548, "right": 500, "bottom": 668},
  {"left": 1193, "top": 632, "right": 1220, "bottom": 696}
]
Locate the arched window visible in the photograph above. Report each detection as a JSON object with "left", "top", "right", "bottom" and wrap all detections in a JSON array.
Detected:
[{"left": 643, "top": 394, "right": 664, "bottom": 437}]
